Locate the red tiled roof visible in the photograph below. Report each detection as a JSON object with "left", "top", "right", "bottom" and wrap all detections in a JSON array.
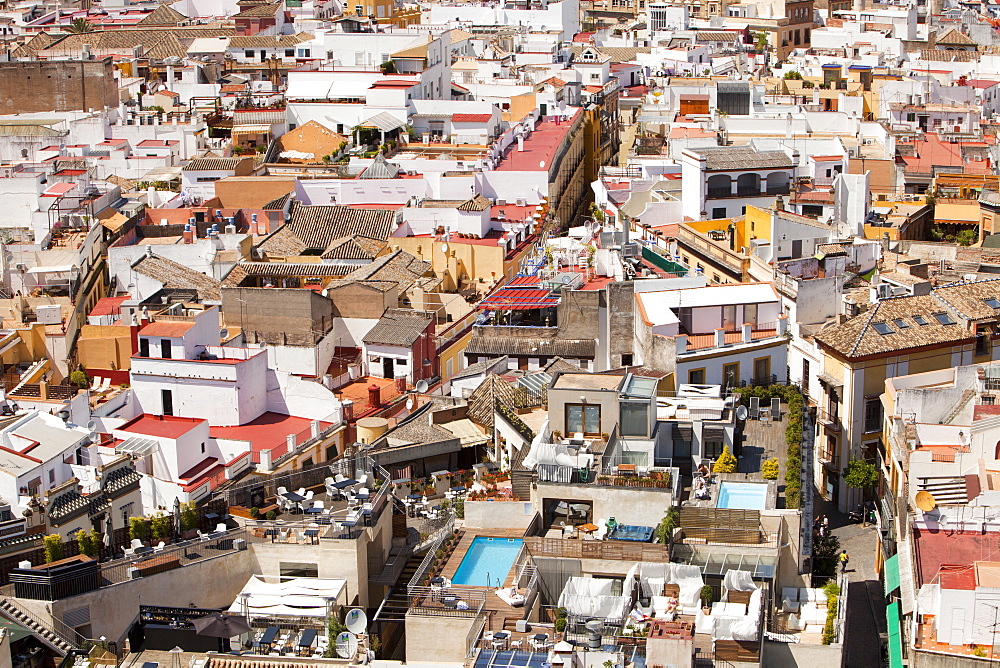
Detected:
[
  {"left": 451, "top": 113, "right": 492, "bottom": 123},
  {"left": 810, "top": 155, "right": 844, "bottom": 161},
  {"left": 41, "top": 182, "right": 76, "bottom": 197},
  {"left": 137, "top": 139, "right": 178, "bottom": 147},
  {"left": 539, "top": 76, "right": 566, "bottom": 88},
  {"left": 209, "top": 412, "right": 333, "bottom": 455},
  {"left": 938, "top": 564, "right": 977, "bottom": 591},
  {"left": 913, "top": 527, "right": 1000, "bottom": 586},
  {"left": 140, "top": 321, "right": 195, "bottom": 338},
  {"left": 573, "top": 31, "right": 594, "bottom": 42},
  {"left": 89, "top": 295, "right": 129, "bottom": 317},
  {"left": 118, "top": 414, "right": 205, "bottom": 439},
  {"left": 179, "top": 456, "right": 219, "bottom": 481},
  {"left": 975, "top": 404, "right": 1000, "bottom": 420},
  {"left": 221, "top": 84, "right": 246, "bottom": 93},
  {"left": 496, "top": 109, "right": 581, "bottom": 172}
]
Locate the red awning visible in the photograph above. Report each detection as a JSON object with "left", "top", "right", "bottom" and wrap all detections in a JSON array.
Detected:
[{"left": 478, "top": 288, "right": 558, "bottom": 310}]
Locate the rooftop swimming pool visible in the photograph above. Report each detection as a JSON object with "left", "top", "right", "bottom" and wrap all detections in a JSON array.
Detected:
[
  {"left": 452, "top": 537, "right": 523, "bottom": 587},
  {"left": 717, "top": 481, "right": 769, "bottom": 510}
]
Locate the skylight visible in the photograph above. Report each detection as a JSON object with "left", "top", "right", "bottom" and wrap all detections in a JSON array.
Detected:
[
  {"left": 912, "top": 315, "right": 929, "bottom": 326},
  {"left": 891, "top": 318, "right": 910, "bottom": 329},
  {"left": 986, "top": 298, "right": 1000, "bottom": 309},
  {"left": 933, "top": 312, "right": 956, "bottom": 326},
  {"left": 873, "top": 322, "right": 894, "bottom": 335}
]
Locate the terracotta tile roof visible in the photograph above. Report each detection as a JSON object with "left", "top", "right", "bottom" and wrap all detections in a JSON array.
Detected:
[
  {"left": 568, "top": 45, "right": 650, "bottom": 62},
  {"left": 233, "top": 2, "right": 281, "bottom": 17},
  {"left": 466, "top": 373, "right": 532, "bottom": 431},
  {"left": 813, "top": 289, "right": 984, "bottom": 358},
  {"left": 690, "top": 146, "right": 795, "bottom": 171},
  {"left": 451, "top": 113, "right": 492, "bottom": 123},
  {"left": 257, "top": 201, "right": 396, "bottom": 257},
  {"left": 931, "top": 278, "right": 1000, "bottom": 320},
  {"left": 340, "top": 249, "right": 430, "bottom": 289},
  {"left": 465, "top": 335, "right": 596, "bottom": 358},
  {"left": 362, "top": 308, "right": 433, "bottom": 347},
  {"left": 135, "top": 4, "right": 188, "bottom": 26},
  {"left": 131, "top": 253, "right": 222, "bottom": 301},
  {"left": 937, "top": 28, "right": 977, "bottom": 45},
  {"left": 918, "top": 49, "right": 980, "bottom": 61},
  {"left": 182, "top": 157, "right": 245, "bottom": 171},
  {"left": 229, "top": 33, "right": 311, "bottom": 48},
  {"left": 320, "top": 235, "right": 385, "bottom": 260}
]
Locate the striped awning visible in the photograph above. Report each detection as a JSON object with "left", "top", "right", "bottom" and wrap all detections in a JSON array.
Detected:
[
  {"left": 232, "top": 124, "right": 273, "bottom": 134},
  {"left": 478, "top": 288, "right": 559, "bottom": 311}
]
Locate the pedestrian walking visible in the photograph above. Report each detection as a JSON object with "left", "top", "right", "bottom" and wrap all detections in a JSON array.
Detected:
[{"left": 840, "top": 550, "right": 850, "bottom": 573}]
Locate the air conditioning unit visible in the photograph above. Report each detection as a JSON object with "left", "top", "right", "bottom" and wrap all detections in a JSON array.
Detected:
[
  {"left": 516, "top": 198, "right": 527, "bottom": 207},
  {"left": 621, "top": 242, "right": 640, "bottom": 257}
]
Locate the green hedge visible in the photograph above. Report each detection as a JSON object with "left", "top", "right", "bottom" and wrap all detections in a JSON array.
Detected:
[{"left": 735, "top": 385, "right": 805, "bottom": 508}]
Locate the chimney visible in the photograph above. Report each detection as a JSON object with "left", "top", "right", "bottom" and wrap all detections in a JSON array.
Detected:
[
  {"left": 775, "top": 195, "right": 785, "bottom": 211},
  {"left": 81, "top": 43, "right": 91, "bottom": 60},
  {"left": 517, "top": 135, "right": 525, "bottom": 151},
  {"left": 395, "top": 374, "right": 406, "bottom": 393},
  {"left": 38, "top": 378, "right": 48, "bottom": 401},
  {"left": 368, "top": 383, "right": 381, "bottom": 407},
  {"left": 928, "top": 29, "right": 937, "bottom": 49},
  {"left": 342, "top": 399, "right": 354, "bottom": 422},
  {"left": 182, "top": 226, "right": 194, "bottom": 244}
]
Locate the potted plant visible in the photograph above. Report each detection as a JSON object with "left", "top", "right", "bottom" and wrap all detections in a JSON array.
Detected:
[
  {"left": 554, "top": 617, "right": 567, "bottom": 639},
  {"left": 700, "top": 585, "right": 714, "bottom": 612}
]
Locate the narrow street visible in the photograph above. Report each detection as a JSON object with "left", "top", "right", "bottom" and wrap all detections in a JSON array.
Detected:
[{"left": 814, "top": 493, "right": 887, "bottom": 667}]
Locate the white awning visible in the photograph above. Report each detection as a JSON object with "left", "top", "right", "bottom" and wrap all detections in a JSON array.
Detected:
[
  {"left": 26, "top": 265, "right": 76, "bottom": 274},
  {"left": 359, "top": 111, "right": 406, "bottom": 132},
  {"left": 116, "top": 437, "right": 160, "bottom": 456}
]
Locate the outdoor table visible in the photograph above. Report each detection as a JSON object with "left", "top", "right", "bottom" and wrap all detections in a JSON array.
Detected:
[
  {"left": 407, "top": 494, "right": 422, "bottom": 501},
  {"left": 333, "top": 479, "right": 358, "bottom": 489},
  {"left": 450, "top": 486, "right": 467, "bottom": 493},
  {"left": 260, "top": 627, "right": 279, "bottom": 649},
  {"left": 617, "top": 464, "right": 637, "bottom": 475},
  {"left": 342, "top": 517, "right": 357, "bottom": 527},
  {"left": 303, "top": 529, "right": 320, "bottom": 544},
  {"left": 532, "top": 634, "right": 548, "bottom": 642},
  {"left": 493, "top": 631, "right": 510, "bottom": 649},
  {"left": 298, "top": 629, "right": 318, "bottom": 655},
  {"left": 264, "top": 528, "right": 279, "bottom": 542},
  {"left": 133, "top": 546, "right": 153, "bottom": 557},
  {"left": 430, "top": 577, "right": 444, "bottom": 585},
  {"left": 304, "top": 507, "right": 323, "bottom": 515},
  {"left": 204, "top": 513, "right": 219, "bottom": 521},
  {"left": 578, "top": 523, "right": 599, "bottom": 533},
  {"left": 282, "top": 492, "right": 305, "bottom": 503}
]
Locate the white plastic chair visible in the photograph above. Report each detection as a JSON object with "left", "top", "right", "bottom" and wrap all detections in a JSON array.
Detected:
[
  {"left": 304, "top": 490, "right": 314, "bottom": 502},
  {"left": 214, "top": 523, "right": 227, "bottom": 534},
  {"left": 98, "top": 377, "right": 111, "bottom": 392},
  {"left": 277, "top": 486, "right": 288, "bottom": 496},
  {"left": 197, "top": 529, "right": 210, "bottom": 541},
  {"left": 312, "top": 500, "right": 324, "bottom": 511},
  {"left": 153, "top": 541, "right": 165, "bottom": 553},
  {"left": 130, "top": 538, "right": 144, "bottom": 550},
  {"left": 90, "top": 376, "right": 101, "bottom": 391}
]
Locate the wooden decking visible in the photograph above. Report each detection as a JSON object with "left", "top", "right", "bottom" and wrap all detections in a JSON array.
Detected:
[{"left": 739, "top": 401, "right": 791, "bottom": 479}]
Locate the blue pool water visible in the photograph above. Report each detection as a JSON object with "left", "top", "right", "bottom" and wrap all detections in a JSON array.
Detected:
[
  {"left": 717, "top": 482, "right": 769, "bottom": 510},
  {"left": 452, "top": 537, "right": 523, "bottom": 586}
]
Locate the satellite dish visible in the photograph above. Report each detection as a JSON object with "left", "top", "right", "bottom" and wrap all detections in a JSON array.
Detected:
[
  {"left": 406, "top": 396, "right": 414, "bottom": 410},
  {"left": 415, "top": 380, "right": 429, "bottom": 394},
  {"left": 916, "top": 490, "right": 937, "bottom": 512},
  {"left": 86, "top": 420, "right": 97, "bottom": 432},
  {"left": 441, "top": 243, "right": 449, "bottom": 253},
  {"left": 220, "top": 327, "right": 229, "bottom": 340},
  {"left": 345, "top": 608, "right": 367, "bottom": 634},
  {"left": 335, "top": 632, "right": 357, "bottom": 659},
  {"left": 736, "top": 405, "right": 748, "bottom": 421}
]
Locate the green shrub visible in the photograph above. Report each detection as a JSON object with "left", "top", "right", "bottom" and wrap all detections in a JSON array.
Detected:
[
  {"left": 554, "top": 618, "right": 567, "bottom": 633},
  {"left": 69, "top": 370, "right": 90, "bottom": 389},
  {"left": 76, "top": 529, "right": 96, "bottom": 557},
  {"left": 265, "top": 510, "right": 277, "bottom": 520},
  {"left": 250, "top": 507, "right": 260, "bottom": 519},
  {"left": 129, "top": 516, "right": 150, "bottom": 541},
  {"left": 655, "top": 506, "right": 680, "bottom": 544},
  {"left": 761, "top": 458, "right": 779, "bottom": 480},
  {"left": 150, "top": 513, "right": 172, "bottom": 540},
  {"left": 556, "top": 607, "right": 568, "bottom": 619},
  {"left": 700, "top": 585, "right": 714, "bottom": 607},
  {"left": 180, "top": 502, "right": 199, "bottom": 531},
  {"left": 714, "top": 445, "right": 737, "bottom": 473},
  {"left": 43, "top": 534, "right": 63, "bottom": 563}
]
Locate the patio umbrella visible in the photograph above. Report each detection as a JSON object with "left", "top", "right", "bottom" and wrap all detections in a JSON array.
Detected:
[
  {"left": 192, "top": 613, "right": 252, "bottom": 639},
  {"left": 169, "top": 646, "right": 183, "bottom": 668},
  {"left": 103, "top": 513, "right": 113, "bottom": 553},
  {"left": 173, "top": 497, "right": 182, "bottom": 536}
]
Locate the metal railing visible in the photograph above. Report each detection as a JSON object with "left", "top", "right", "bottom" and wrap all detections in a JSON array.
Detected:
[
  {"left": 98, "top": 527, "right": 248, "bottom": 586},
  {"left": 0, "top": 596, "right": 86, "bottom": 648},
  {"left": 465, "top": 611, "right": 489, "bottom": 658},
  {"left": 522, "top": 537, "right": 670, "bottom": 561},
  {"left": 406, "top": 516, "right": 455, "bottom": 596}
]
